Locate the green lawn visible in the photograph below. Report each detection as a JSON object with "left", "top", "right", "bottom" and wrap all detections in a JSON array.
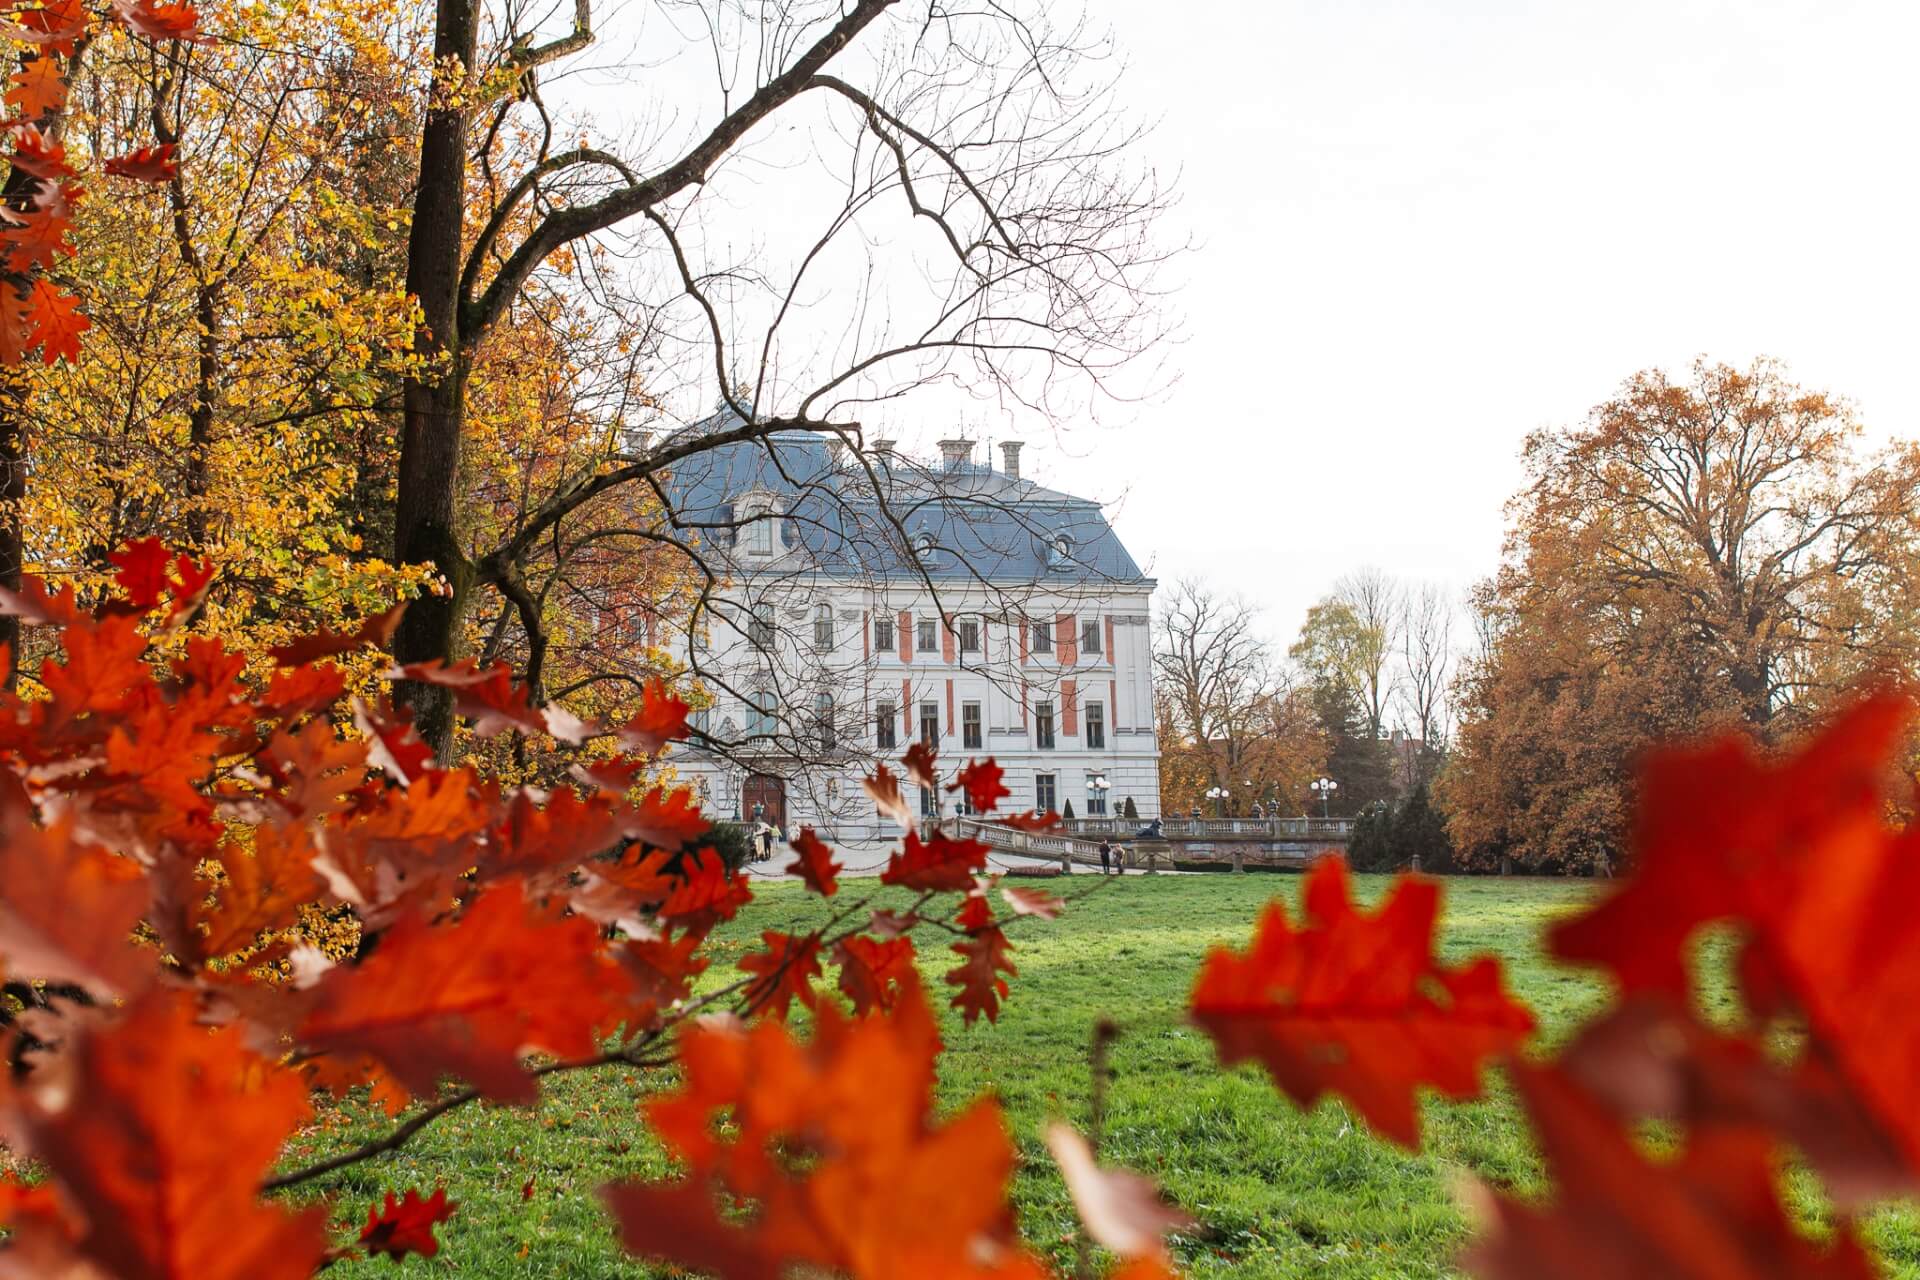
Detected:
[{"left": 282, "top": 872, "right": 1920, "bottom": 1278}]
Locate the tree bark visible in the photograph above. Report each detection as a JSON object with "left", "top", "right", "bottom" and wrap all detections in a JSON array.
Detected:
[{"left": 391, "top": 0, "right": 479, "bottom": 755}]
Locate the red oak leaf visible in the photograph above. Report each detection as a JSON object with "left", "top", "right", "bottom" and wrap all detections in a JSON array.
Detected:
[
  {"left": 863, "top": 761, "right": 914, "bottom": 829},
  {"left": 1001, "top": 884, "right": 1064, "bottom": 920},
  {"left": 947, "top": 926, "right": 1016, "bottom": 1026},
  {"left": 1549, "top": 692, "right": 1913, "bottom": 999},
  {"left": 0, "top": 806, "right": 150, "bottom": 995},
  {"left": 265, "top": 604, "right": 405, "bottom": 667},
  {"left": 949, "top": 759, "right": 1010, "bottom": 814},
  {"left": 655, "top": 846, "right": 752, "bottom": 936},
  {"left": 103, "top": 142, "right": 178, "bottom": 182},
  {"left": 4, "top": 0, "right": 86, "bottom": 55},
  {"left": 901, "top": 740, "right": 939, "bottom": 790},
  {"left": 2, "top": 178, "right": 78, "bottom": 273},
  {"left": 23, "top": 277, "right": 84, "bottom": 364},
  {"left": 785, "top": 826, "right": 842, "bottom": 896},
  {"left": 391, "top": 658, "right": 588, "bottom": 743},
  {"left": 4, "top": 990, "right": 328, "bottom": 1280},
  {"left": 298, "top": 881, "right": 635, "bottom": 1105},
  {"left": 109, "top": 536, "right": 172, "bottom": 608},
  {"left": 1461, "top": 1064, "right": 1877, "bottom": 1280},
  {"left": 10, "top": 123, "right": 69, "bottom": 178},
  {"left": 352, "top": 697, "right": 436, "bottom": 785},
  {"left": 113, "top": 0, "right": 205, "bottom": 41},
  {"left": 738, "top": 930, "right": 824, "bottom": 1021},
  {"left": 607, "top": 977, "right": 1043, "bottom": 1278},
  {"left": 834, "top": 934, "right": 917, "bottom": 1015},
  {"left": 996, "top": 810, "right": 1062, "bottom": 833},
  {"left": 1189, "top": 855, "right": 1535, "bottom": 1147},
  {"left": 614, "top": 675, "right": 691, "bottom": 754},
  {"left": 882, "top": 828, "right": 989, "bottom": 893},
  {"left": 619, "top": 784, "right": 711, "bottom": 851},
  {"left": 1044, "top": 1122, "right": 1194, "bottom": 1260},
  {"left": 360, "top": 1187, "right": 458, "bottom": 1261},
  {"left": 4, "top": 53, "right": 65, "bottom": 118}
]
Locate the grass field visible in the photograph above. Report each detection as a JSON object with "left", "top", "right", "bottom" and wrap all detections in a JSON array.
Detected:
[{"left": 283, "top": 871, "right": 1920, "bottom": 1278}]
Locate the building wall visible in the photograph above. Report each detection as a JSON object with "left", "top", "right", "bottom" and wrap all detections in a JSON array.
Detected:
[{"left": 670, "top": 571, "right": 1161, "bottom": 841}]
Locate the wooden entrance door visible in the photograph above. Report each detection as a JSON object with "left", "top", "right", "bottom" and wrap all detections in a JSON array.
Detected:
[{"left": 743, "top": 773, "right": 787, "bottom": 829}]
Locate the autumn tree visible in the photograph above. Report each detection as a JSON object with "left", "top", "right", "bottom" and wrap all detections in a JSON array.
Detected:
[
  {"left": 371, "top": 1, "right": 1170, "bottom": 754},
  {"left": 1152, "top": 577, "right": 1323, "bottom": 815},
  {"left": 1440, "top": 358, "right": 1920, "bottom": 871},
  {"left": 1291, "top": 569, "right": 1398, "bottom": 742}
]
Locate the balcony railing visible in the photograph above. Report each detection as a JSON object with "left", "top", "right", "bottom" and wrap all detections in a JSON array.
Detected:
[{"left": 1056, "top": 816, "right": 1353, "bottom": 840}]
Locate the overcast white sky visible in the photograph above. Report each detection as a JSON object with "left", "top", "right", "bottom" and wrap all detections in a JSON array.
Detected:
[
  {"left": 577, "top": 1, "right": 1920, "bottom": 648},
  {"left": 1008, "top": 0, "right": 1920, "bottom": 644}
]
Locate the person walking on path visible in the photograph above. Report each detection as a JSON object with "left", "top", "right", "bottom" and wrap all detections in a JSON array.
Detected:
[{"left": 1098, "top": 838, "right": 1112, "bottom": 876}]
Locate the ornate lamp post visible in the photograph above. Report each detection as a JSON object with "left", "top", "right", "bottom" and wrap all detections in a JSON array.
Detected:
[
  {"left": 1204, "top": 784, "right": 1229, "bottom": 818},
  {"left": 1089, "top": 774, "right": 1111, "bottom": 819},
  {"left": 1311, "top": 776, "right": 1338, "bottom": 819}
]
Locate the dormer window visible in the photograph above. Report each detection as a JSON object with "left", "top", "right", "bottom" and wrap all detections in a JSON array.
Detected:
[
  {"left": 744, "top": 517, "right": 774, "bottom": 556},
  {"left": 1047, "top": 533, "right": 1074, "bottom": 569},
  {"left": 912, "top": 530, "right": 936, "bottom": 559}
]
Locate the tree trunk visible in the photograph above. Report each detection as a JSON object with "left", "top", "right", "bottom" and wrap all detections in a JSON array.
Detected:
[
  {"left": 391, "top": 0, "right": 478, "bottom": 756},
  {"left": 0, "top": 364, "right": 25, "bottom": 689}
]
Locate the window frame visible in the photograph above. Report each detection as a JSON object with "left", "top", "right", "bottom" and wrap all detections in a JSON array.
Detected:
[
  {"left": 962, "top": 701, "right": 983, "bottom": 750},
  {"left": 874, "top": 615, "right": 894, "bottom": 652},
  {"left": 957, "top": 617, "right": 980, "bottom": 653},
  {"left": 916, "top": 617, "right": 937, "bottom": 652},
  {"left": 744, "top": 517, "right": 774, "bottom": 557},
  {"left": 814, "top": 691, "right": 836, "bottom": 750},
  {"left": 1035, "top": 772, "right": 1058, "bottom": 814},
  {"left": 1031, "top": 619, "right": 1052, "bottom": 653},
  {"left": 1034, "top": 700, "right": 1055, "bottom": 750},
  {"left": 749, "top": 601, "right": 775, "bottom": 650},
  {"left": 813, "top": 604, "right": 834, "bottom": 650},
  {"left": 875, "top": 701, "right": 897, "bottom": 750},
  {"left": 918, "top": 700, "right": 940, "bottom": 747},
  {"left": 1081, "top": 617, "right": 1102, "bottom": 655},
  {"left": 1085, "top": 700, "right": 1105, "bottom": 750}
]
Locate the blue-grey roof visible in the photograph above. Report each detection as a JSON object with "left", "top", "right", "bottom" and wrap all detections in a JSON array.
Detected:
[{"left": 659, "top": 411, "right": 1147, "bottom": 586}]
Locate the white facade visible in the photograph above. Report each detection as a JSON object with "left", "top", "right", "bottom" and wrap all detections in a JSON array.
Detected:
[{"left": 664, "top": 437, "right": 1159, "bottom": 845}]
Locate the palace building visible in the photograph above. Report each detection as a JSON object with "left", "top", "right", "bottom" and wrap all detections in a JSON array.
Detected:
[{"left": 662, "top": 413, "right": 1160, "bottom": 848}]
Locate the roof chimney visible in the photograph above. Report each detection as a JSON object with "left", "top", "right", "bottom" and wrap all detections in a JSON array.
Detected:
[
  {"left": 937, "top": 438, "right": 972, "bottom": 470},
  {"left": 999, "top": 440, "right": 1024, "bottom": 480}
]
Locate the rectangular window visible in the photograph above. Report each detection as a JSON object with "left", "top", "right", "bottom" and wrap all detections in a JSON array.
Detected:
[
  {"left": 919, "top": 701, "right": 940, "bottom": 746},
  {"left": 1035, "top": 772, "right": 1057, "bottom": 814},
  {"left": 747, "top": 691, "right": 775, "bottom": 738},
  {"left": 919, "top": 785, "right": 938, "bottom": 818},
  {"left": 1031, "top": 619, "right": 1052, "bottom": 653},
  {"left": 957, "top": 618, "right": 980, "bottom": 653},
  {"left": 749, "top": 602, "right": 775, "bottom": 650},
  {"left": 813, "top": 605, "right": 834, "bottom": 650},
  {"left": 917, "top": 617, "right": 937, "bottom": 652},
  {"left": 962, "top": 701, "right": 983, "bottom": 750},
  {"left": 690, "top": 707, "right": 711, "bottom": 737},
  {"left": 1085, "top": 701, "right": 1105, "bottom": 750},
  {"left": 745, "top": 518, "right": 773, "bottom": 556},
  {"left": 1087, "top": 778, "right": 1109, "bottom": 817},
  {"left": 874, "top": 615, "right": 894, "bottom": 651},
  {"left": 814, "top": 692, "right": 836, "bottom": 750},
  {"left": 1081, "top": 617, "right": 1102, "bottom": 655},
  {"left": 876, "top": 701, "right": 897, "bottom": 750},
  {"left": 1034, "top": 700, "right": 1055, "bottom": 750}
]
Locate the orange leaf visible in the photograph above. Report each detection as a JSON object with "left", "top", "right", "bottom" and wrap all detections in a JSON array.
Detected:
[
  {"left": 834, "top": 934, "right": 918, "bottom": 1016},
  {"left": 0, "top": 806, "right": 150, "bottom": 995},
  {"left": 608, "top": 978, "right": 1043, "bottom": 1278},
  {"left": 653, "top": 846, "right": 752, "bottom": 936},
  {"left": 112, "top": 0, "right": 204, "bottom": 41},
  {"left": 392, "top": 657, "right": 587, "bottom": 743},
  {"left": 785, "top": 826, "right": 842, "bottom": 896},
  {"left": 882, "top": 828, "right": 988, "bottom": 893},
  {"left": 297, "top": 881, "right": 634, "bottom": 1104},
  {"left": 9, "top": 123, "right": 69, "bottom": 178},
  {"left": 24, "top": 276, "right": 85, "bottom": 364},
  {"left": 1461, "top": 1063, "right": 1877, "bottom": 1280},
  {"left": 4, "top": 990, "right": 327, "bottom": 1280},
  {"left": 103, "top": 141, "right": 177, "bottom": 182},
  {"left": 614, "top": 675, "right": 690, "bottom": 754},
  {"left": 2, "top": 178, "right": 78, "bottom": 273},
  {"left": 1189, "top": 856, "right": 1535, "bottom": 1146},
  {"left": 3, "top": 53, "right": 66, "bottom": 118},
  {"left": 738, "top": 930, "right": 823, "bottom": 1021}
]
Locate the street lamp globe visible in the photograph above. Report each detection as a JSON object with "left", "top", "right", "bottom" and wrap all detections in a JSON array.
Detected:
[{"left": 1310, "top": 775, "right": 1339, "bottom": 819}]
